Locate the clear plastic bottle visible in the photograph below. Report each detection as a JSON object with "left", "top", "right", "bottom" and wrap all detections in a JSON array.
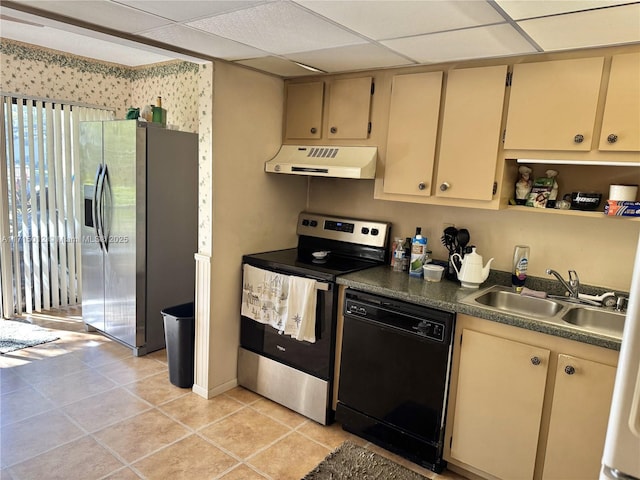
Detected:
[
  {"left": 393, "top": 239, "right": 405, "bottom": 272},
  {"left": 512, "top": 245, "right": 530, "bottom": 292}
]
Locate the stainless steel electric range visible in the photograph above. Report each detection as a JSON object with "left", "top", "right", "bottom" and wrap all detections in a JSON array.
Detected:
[{"left": 238, "top": 212, "right": 390, "bottom": 425}]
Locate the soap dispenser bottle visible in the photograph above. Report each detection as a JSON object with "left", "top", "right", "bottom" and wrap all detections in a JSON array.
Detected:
[{"left": 512, "top": 245, "right": 530, "bottom": 292}]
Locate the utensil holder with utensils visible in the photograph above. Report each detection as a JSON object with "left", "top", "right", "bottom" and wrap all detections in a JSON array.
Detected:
[{"left": 441, "top": 227, "right": 472, "bottom": 281}]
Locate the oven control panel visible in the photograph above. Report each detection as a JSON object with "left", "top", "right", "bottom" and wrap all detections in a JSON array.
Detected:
[{"left": 297, "top": 212, "right": 389, "bottom": 248}]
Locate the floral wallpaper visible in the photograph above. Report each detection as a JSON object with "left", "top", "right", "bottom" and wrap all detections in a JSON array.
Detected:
[
  {"left": 198, "top": 62, "right": 214, "bottom": 255},
  {"left": 0, "top": 39, "right": 199, "bottom": 132},
  {"left": 130, "top": 62, "right": 200, "bottom": 133}
]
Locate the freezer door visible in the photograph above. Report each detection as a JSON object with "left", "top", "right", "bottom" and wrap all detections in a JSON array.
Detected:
[
  {"left": 102, "top": 120, "right": 144, "bottom": 348},
  {"left": 80, "top": 122, "right": 105, "bottom": 331}
]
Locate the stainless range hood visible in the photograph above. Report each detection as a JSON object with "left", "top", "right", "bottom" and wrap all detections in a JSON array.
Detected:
[{"left": 265, "top": 145, "right": 377, "bottom": 179}]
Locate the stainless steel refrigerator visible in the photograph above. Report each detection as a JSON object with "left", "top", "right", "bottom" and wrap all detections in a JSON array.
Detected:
[
  {"left": 80, "top": 120, "right": 197, "bottom": 356},
  {"left": 600, "top": 231, "right": 640, "bottom": 480}
]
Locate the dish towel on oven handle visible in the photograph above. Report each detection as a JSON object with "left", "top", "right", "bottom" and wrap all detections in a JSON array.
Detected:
[
  {"left": 241, "top": 264, "right": 289, "bottom": 332},
  {"left": 284, "top": 275, "right": 317, "bottom": 343}
]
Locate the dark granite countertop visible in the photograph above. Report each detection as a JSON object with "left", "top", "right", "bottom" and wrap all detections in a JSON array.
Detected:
[{"left": 336, "top": 266, "right": 622, "bottom": 351}]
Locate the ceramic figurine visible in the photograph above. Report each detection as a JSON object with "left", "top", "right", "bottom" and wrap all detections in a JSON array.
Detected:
[{"left": 515, "top": 165, "right": 533, "bottom": 204}]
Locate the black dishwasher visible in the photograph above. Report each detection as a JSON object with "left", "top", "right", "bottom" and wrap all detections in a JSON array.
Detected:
[{"left": 336, "top": 288, "right": 455, "bottom": 473}]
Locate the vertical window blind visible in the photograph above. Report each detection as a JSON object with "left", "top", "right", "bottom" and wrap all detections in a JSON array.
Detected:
[{"left": 0, "top": 95, "right": 114, "bottom": 317}]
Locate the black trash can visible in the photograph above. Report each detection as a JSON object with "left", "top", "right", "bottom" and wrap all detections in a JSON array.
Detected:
[{"left": 161, "top": 302, "right": 195, "bottom": 388}]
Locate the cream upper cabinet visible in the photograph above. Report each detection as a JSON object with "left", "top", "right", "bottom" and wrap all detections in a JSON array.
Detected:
[
  {"left": 284, "top": 82, "right": 324, "bottom": 140},
  {"left": 542, "top": 354, "right": 616, "bottom": 480},
  {"left": 326, "top": 76, "right": 373, "bottom": 140},
  {"left": 383, "top": 71, "right": 443, "bottom": 196},
  {"left": 450, "top": 329, "right": 549, "bottom": 480},
  {"left": 284, "top": 77, "right": 372, "bottom": 141},
  {"left": 504, "top": 57, "right": 605, "bottom": 151},
  {"left": 436, "top": 65, "right": 507, "bottom": 201},
  {"left": 599, "top": 52, "right": 640, "bottom": 152}
]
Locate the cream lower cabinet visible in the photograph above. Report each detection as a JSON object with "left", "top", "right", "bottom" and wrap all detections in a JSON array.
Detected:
[
  {"left": 445, "top": 314, "right": 618, "bottom": 480},
  {"left": 541, "top": 354, "right": 616, "bottom": 480},
  {"left": 450, "top": 329, "right": 549, "bottom": 480}
]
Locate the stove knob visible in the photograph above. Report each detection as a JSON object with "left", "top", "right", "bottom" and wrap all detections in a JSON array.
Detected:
[
  {"left": 361, "top": 227, "right": 369, "bottom": 234},
  {"left": 302, "top": 219, "right": 309, "bottom": 226},
  {"left": 310, "top": 220, "right": 318, "bottom": 227},
  {"left": 371, "top": 228, "right": 379, "bottom": 236}
]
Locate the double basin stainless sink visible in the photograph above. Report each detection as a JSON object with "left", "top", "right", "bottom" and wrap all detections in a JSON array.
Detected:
[{"left": 460, "top": 285, "right": 625, "bottom": 340}]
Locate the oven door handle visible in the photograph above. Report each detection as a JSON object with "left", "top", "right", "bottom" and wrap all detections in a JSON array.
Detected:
[{"left": 315, "top": 281, "right": 330, "bottom": 291}]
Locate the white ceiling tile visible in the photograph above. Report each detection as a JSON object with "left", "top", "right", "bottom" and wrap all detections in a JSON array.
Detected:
[
  {"left": 186, "top": 0, "right": 366, "bottom": 55},
  {"left": 518, "top": 3, "right": 640, "bottom": 50},
  {"left": 235, "top": 56, "right": 319, "bottom": 76},
  {"left": 496, "top": 0, "right": 636, "bottom": 20},
  {"left": 140, "top": 24, "right": 268, "bottom": 60},
  {"left": 114, "top": 0, "right": 267, "bottom": 23},
  {"left": 382, "top": 24, "right": 537, "bottom": 64},
  {"left": 296, "top": 0, "right": 505, "bottom": 40},
  {"left": 14, "top": 1, "right": 171, "bottom": 32},
  {"left": 0, "top": 17, "right": 173, "bottom": 66},
  {"left": 286, "top": 43, "right": 415, "bottom": 73}
]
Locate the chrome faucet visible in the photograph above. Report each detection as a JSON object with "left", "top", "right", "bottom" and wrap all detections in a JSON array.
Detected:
[{"left": 546, "top": 269, "right": 580, "bottom": 299}]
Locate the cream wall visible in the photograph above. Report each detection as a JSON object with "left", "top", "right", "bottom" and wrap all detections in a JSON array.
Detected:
[
  {"left": 307, "top": 179, "right": 639, "bottom": 292},
  {"left": 201, "top": 61, "right": 307, "bottom": 396}
]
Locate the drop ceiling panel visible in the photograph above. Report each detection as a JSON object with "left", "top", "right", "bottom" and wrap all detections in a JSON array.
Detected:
[
  {"left": 382, "top": 24, "right": 538, "bottom": 64},
  {"left": 286, "top": 44, "right": 414, "bottom": 73},
  {"left": 141, "top": 24, "right": 268, "bottom": 60},
  {"left": 295, "top": 0, "right": 506, "bottom": 40},
  {"left": 518, "top": 3, "right": 640, "bottom": 50},
  {"left": 186, "top": 0, "right": 366, "bottom": 55},
  {"left": 235, "top": 56, "right": 319, "bottom": 76},
  {"left": 114, "top": 1, "right": 267, "bottom": 22},
  {"left": 14, "top": 1, "right": 171, "bottom": 32},
  {"left": 496, "top": 0, "right": 636, "bottom": 20}
]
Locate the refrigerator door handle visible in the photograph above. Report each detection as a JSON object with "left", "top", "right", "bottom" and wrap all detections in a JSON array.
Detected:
[
  {"left": 93, "top": 164, "right": 104, "bottom": 251},
  {"left": 101, "top": 164, "right": 112, "bottom": 252},
  {"left": 96, "top": 164, "right": 108, "bottom": 251}
]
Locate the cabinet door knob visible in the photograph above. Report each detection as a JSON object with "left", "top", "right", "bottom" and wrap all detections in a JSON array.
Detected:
[
  {"left": 330, "top": 127, "right": 337, "bottom": 134},
  {"left": 565, "top": 365, "right": 575, "bottom": 375},
  {"left": 310, "top": 127, "right": 317, "bottom": 134},
  {"left": 440, "top": 182, "right": 450, "bottom": 192},
  {"left": 418, "top": 182, "right": 426, "bottom": 190},
  {"left": 574, "top": 134, "right": 584, "bottom": 144},
  {"left": 531, "top": 356, "right": 541, "bottom": 366},
  {"left": 607, "top": 134, "right": 618, "bottom": 144}
]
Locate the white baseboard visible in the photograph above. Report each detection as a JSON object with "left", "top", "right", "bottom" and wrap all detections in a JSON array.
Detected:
[{"left": 192, "top": 377, "right": 238, "bottom": 399}]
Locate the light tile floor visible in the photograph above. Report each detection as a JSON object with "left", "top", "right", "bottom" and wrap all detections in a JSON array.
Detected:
[{"left": 1, "top": 309, "right": 467, "bottom": 480}]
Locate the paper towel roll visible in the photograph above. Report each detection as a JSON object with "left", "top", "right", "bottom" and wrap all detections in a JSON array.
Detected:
[{"left": 609, "top": 184, "right": 638, "bottom": 202}]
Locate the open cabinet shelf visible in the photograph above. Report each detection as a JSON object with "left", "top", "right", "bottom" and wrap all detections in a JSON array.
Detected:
[{"left": 505, "top": 205, "right": 639, "bottom": 221}]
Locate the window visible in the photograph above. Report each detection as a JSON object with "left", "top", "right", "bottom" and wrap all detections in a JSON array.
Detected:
[{"left": 0, "top": 96, "right": 113, "bottom": 317}]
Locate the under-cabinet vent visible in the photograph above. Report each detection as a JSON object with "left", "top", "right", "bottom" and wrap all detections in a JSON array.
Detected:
[
  {"left": 265, "top": 145, "right": 377, "bottom": 179},
  {"left": 307, "top": 147, "right": 339, "bottom": 158}
]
